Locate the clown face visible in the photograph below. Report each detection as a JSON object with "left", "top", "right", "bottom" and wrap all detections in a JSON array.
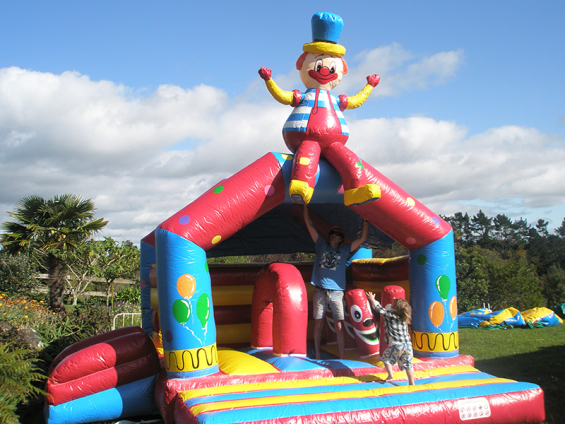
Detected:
[{"left": 299, "top": 53, "right": 345, "bottom": 91}]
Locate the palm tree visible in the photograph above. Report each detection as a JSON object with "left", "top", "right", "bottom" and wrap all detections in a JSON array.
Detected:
[{"left": 1, "top": 194, "right": 107, "bottom": 311}]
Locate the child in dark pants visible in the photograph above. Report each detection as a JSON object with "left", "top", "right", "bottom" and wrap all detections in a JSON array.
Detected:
[{"left": 366, "top": 291, "right": 415, "bottom": 385}]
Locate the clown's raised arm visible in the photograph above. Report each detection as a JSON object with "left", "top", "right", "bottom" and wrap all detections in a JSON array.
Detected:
[
  {"left": 340, "top": 74, "right": 380, "bottom": 110},
  {"left": 258, "top": 67, "right": 301, "bottom": 107}
]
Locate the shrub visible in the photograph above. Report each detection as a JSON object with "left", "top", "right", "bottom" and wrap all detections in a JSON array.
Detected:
[
  {"left": 0, "top": 252, "right": 41, "bottom": 294},
  {"left": 0, "top": 293, "right": 113, "bottom": 371},
  {"left": 0, "top": 344, "right": 46, "bottom": 424},
  {"left": 115, "top": 285, "right": 141, "bottom": 305}
]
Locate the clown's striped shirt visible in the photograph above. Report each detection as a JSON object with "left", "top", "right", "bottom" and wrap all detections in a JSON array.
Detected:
[{"left": 283, "top": 88, "right": 349, "bottom": 135}]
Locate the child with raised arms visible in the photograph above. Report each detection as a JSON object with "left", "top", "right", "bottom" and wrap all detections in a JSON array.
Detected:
[{"left": 366, "top": 292, "right": 415, "bottom": 385}]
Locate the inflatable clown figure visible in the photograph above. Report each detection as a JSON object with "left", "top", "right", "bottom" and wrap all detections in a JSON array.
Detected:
[{"left": 259, "top": 12, "right": 381, "bottom": 206}]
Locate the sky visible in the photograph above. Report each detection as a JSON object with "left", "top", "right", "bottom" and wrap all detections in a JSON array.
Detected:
[{"left": 1, "top": 0, "right": 564, "bottom": 244}]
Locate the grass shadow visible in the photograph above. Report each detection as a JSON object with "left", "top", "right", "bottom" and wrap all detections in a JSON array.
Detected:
[{"left": 474, "top": 345, "right": 565, "bottom": 424}]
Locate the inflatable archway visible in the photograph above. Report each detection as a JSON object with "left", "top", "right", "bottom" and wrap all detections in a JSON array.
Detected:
[{"left": 145, "top": 151, "right": 458, "bottom": 379}]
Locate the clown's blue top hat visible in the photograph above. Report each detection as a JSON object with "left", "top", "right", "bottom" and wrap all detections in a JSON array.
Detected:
[{"left": 303, "top": 12, "right": 346, "bottom": 57}]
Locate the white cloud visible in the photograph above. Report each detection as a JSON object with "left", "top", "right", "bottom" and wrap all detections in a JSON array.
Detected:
[
  {"left": 0, "top": 67, "right": 228, "bottom": 167},
  {"left": 250, "top": 43, "right": 465, "bottom": 100},
  {"left": 339, "top": 43, "right": 465, "bottom": 96},
  {"left": 349, "top": 118, "right": 565, "bottom": 223},
  {"left": 0, "top": 41, "right": 563, "bottom": 243}
]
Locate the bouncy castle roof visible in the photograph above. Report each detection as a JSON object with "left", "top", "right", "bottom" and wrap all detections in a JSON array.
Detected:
[{"left": 144, "top": 151, "right": 451, "bottom": 257}]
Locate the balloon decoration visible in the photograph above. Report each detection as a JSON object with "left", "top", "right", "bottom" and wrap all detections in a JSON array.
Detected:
[
  {"left": 449, "top": 296, "right": 458, "bottom": 319},
  {"left": 170, "top": 274, "right": 199, "bottom": 327},
  {"left": 435, "top": 275, "right": 450, "bottom": 301},
  {"left": 172, "top": 299, "right": 191, "bottom": 325},
  {"left": 428, "top": 301, "right": 445, "bottom": 328},
  {"left": 196, "top": 293, "right": 211, "bottom": 329},
  {"left": 177, "top": 274, "right": 196, "bottom": 299}
]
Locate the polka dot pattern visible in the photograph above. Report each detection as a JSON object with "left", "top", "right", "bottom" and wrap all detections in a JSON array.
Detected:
[
  {"left": 179, "top": 215, "right": 190, "bottom": 225},
  {"left": 406, "top": 197, "right": 415, "bottom": 208},
  {"left": 212, "top": 235, "right": 222, "bottom": 244},
  {"left": 299, "top": 157, "right": 310, "bottom": 165}
]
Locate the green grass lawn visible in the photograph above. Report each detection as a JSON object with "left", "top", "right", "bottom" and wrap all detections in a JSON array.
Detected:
[{"left": 459, "top": 324, "right": 565, "bottom": 424}]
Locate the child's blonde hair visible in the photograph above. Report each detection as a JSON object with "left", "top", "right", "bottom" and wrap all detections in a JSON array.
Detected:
[{"left": 391, "top": 298, "right": 412, "bottom": 323}]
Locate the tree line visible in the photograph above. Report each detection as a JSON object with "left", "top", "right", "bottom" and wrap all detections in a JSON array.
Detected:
[
  {"left": 1, "top": 194, "right": 563, "bottom": 316},
  {"left": 443, "top": 211, "right": 565, "bottom": 312}
]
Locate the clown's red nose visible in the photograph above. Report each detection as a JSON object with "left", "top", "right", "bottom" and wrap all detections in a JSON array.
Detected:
[{"left": 319, "top": 67, "right": 330, "bottom": 76}]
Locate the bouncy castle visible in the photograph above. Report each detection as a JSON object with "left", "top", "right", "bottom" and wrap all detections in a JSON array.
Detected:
[{"left": 44, "top": 11, "right": 545, "bottom": 424}]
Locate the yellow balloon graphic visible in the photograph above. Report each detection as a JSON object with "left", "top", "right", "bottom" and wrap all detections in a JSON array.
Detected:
[
  {"left": 177, "top": 274, "right": 196, "bottom": 299},
  {"left": 449, "top": 296, "right": 458, "bottom": 319},
  {"left": 428, "top": 301, "right": 445, "bottom": 327}
]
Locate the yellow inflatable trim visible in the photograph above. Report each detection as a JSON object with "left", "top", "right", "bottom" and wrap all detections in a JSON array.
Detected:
[
  {"left": 180, "top": 364, "right": 481, "bottom": 402},
  {"left": 479, "top": 307, "right": 521, "bottom": 326},
  {"left": 357, "top": 364, "right": 479, "bottom": 382},
  {"left": 343, "top": 184, "right": 381, "bottom": 206},
  {"left": 189, "top": 377, "right": 514, "bottom": 416},
  {"left": 165, "top": 343, "right": 218, "bottom": 373},
  {"left": 217, "top": 348, "right": 279, "bottom": 376},
  {"left": 522, "top": 307, "right": 564, "bottom": 324},
  {"left": 289, "top": 179, "right": 314, "bottom": 204},
  {"left": 211, "top": 285, "right": 253, "bottom": 306},
  {"left": 180, "top": 374, "right": 361, "bottom": 402},
  {"left": 303, "top": 41, "right": 346, "bottom": 56},
  {"left": 150, "top": 288, "right": 158, "bottom": 310}
]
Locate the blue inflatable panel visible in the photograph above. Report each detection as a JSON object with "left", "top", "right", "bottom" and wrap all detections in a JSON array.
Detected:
[
  {"left": 140, "top": 240, "right": 155, "bottom": 335},
  {"left": 539, "top": 312, "right": 562, "bottom": 327},
  {"left": 266, "top": 356, "right": 327, "bottom": 372},
  {"left": 44, "top": 374, "right": 158, "bottom": 424},
  {"left": 242, "top": 348, "right": 351, "bottom": 372}
]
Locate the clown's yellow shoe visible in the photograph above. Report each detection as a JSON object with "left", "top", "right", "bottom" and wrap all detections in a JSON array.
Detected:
[
  {"left": 344, "top": 184, "right": 381, "bottom": 206},
  {"left": 289, "top": 180, "right": 314, "bottom": 204}
]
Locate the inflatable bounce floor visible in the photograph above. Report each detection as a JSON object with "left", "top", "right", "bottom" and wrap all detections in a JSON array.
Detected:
[{"left": 170, "top": 348, "right": 544, "bottom": 424}]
